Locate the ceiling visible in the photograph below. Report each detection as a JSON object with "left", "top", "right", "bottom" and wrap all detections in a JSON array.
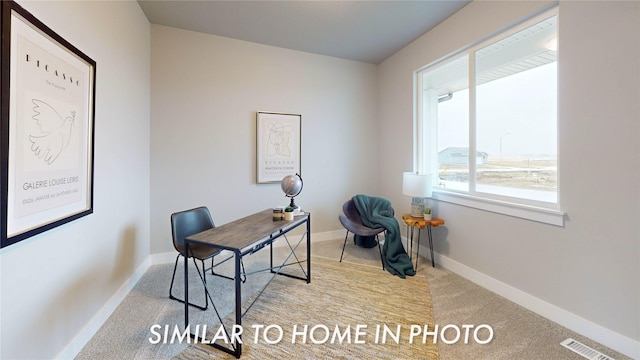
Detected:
[{"left": 137, "top": 0, "right": 470, "bottom": 64}]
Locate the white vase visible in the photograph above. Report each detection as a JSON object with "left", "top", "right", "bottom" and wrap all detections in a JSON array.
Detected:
[
  {"left": 423, "top": 214, "right": 432, "bottom": 221},
  {"left": 284, "top": 211, "right": 294, "bottom": 221}
]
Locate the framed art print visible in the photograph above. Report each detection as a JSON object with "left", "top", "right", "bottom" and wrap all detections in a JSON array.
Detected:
[
  {"left": 1, "top": 1, "right": 96, "bottom": 248},
  {"left": 256, "top": 112, "right": 301, "bottom": 184}
]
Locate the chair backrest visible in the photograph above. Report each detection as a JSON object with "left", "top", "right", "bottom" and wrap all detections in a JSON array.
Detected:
[
  {"left": 343, "top": 199, "right": 395, "bottom": 223},
  {"left": 170, "top": 206, "right": 215, "bottom": 252},
  {"left": 343, "top": 200, "right": 363, "bottom": 224}
]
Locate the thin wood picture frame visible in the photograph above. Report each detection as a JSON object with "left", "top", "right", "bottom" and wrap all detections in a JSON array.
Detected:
[
  {"left": 1, "top": 1, "right": 96, "bottom": 248},
  {"left": 256, "top": 111, "right": 301, "bottom": 184}
]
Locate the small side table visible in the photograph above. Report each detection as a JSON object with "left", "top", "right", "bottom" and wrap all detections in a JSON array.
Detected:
[{"left": 402, "top": 214, "right": 445, "bottom": 269}]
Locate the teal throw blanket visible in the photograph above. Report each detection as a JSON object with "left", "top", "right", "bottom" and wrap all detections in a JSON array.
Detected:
[{"left": 352, "top": 194, "right": 416, "bottom": 278}]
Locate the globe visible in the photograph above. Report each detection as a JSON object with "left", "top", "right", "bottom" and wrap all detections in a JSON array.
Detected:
[{"left": 281, "top": 173, "right": 303, "bottom": 209}]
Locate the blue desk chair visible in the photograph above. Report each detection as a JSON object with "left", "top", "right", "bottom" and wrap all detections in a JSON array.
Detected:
[{"left": 169, "top": 206, "right": 231, "bottom": 310}]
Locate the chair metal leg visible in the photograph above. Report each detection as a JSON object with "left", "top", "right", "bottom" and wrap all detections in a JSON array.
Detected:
[
  {"left": 204, "top": 254, "right": 247, "bottom": 283},
  {"left": 169, "top": 254, "right": 208, "bottom": 310},
  {"left": 339, "top": 230, "right": 350, "bottom": 262},
  {"left": 204, "top": 255, "right": 231, "bottom": 280},
  {"left": 376, "top": 234, "right": 385, "bottom": 270},
  {"left": 340, "top": 230, "right": 385, "bottom": 271}
]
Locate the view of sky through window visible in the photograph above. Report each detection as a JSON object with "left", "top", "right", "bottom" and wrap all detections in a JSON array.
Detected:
[{"left": 423, "top": 11, "right": 558, "bottom": 202}]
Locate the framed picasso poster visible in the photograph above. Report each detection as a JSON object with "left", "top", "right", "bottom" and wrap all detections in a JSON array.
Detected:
[
  {"left": 256, "top": 111, "right": 301, "bottom": 184},
  {"left": 1, "top": 1, "right": 96, "bottom": 248}
]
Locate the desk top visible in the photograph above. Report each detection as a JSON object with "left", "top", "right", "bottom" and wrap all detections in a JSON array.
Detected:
[
  {"left": 185, "top": 209, "right": 309, "bottom": 251},
  {"left": 402, "top": 213, "right": 445, "bottom": 229}
]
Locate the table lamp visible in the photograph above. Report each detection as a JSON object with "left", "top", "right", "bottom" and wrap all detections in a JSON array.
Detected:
[{"left": 402, "top": 172, "right": 432, "bottom": 217}]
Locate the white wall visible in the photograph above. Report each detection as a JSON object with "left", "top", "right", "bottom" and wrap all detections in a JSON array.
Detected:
[
  {"left": 377, "top": 0, "right": 640, "bottom": 357},
  {"left": 0, "top": 1, "right": 150, "bottom": 359},
  {"left": 150, "top": 25, "right": 378, "bottom": 254},
  {"left": 1, "top": 1, "right": 637, "bottom": 359}
]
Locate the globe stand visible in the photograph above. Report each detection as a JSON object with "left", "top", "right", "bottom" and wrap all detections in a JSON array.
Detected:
[{"left": 287, "top": 196, "right": 299, "bottom": 210}]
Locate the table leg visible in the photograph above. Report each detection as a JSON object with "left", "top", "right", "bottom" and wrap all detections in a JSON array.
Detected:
[
  {"left": 306, "top": 216, "right": 311, "bottom": 283},
  {"left": 415, "top": 228, "right": 421, "bottom": 271},
  {"left": 428, "top": 225, "right": 435, "bottom": 268},
  {"left": 184, "top": 244, "right": 189, "bottom": 330},
  {"left": 406, "top": 225, "right": 410, "bottom": 261},
  {"left": 235, "top": 251, "right": 242, "bottom": 357},
  {"left": 408, "top": 225, "right": 414, "bottom": 263}
]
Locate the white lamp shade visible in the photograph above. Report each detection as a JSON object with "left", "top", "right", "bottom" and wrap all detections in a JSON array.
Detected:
[{"left": 402, "top": 172, "right": 432, "bottom": 198}]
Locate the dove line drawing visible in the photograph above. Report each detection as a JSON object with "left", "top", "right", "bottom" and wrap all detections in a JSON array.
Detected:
[{"left": 29, "top": 99, "right": 76, "bottom": 165}]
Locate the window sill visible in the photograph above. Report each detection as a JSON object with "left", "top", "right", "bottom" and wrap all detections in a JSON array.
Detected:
[{"left": 432, "top": 190, "right": 566, "bottom": 227}]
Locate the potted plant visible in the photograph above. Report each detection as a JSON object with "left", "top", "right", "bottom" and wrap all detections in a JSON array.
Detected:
[
  {"left": 284, "top": 206, "right": 294, "bottom": 221},
  {"left": 423, "top": 207, "right": 432, "bottom": 221}
]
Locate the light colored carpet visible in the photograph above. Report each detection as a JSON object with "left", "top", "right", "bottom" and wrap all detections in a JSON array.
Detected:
[
  {"left": 76, "top": 237, "right": 632, "bottom": 360},
  {"left": 174, "top": 256, "right": 438, "bottom": 359}
]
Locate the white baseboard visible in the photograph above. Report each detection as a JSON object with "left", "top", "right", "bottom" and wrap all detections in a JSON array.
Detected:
[
  {"left": 417, "top": 242, "right": 640, "bottom": 360},
  {"left": 55, "top": 257, "right": 152, "bottom": 360},
  {"left": 151, "top": 251, "right": 178, "bottom": 265},
  {"left": 312, "top": 229, "right": 345, "bottom": 242}
]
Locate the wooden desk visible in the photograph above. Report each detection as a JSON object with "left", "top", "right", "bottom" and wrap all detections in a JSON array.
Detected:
[
  {"left": 402, "top": 214, "right": 445, "bottom": 268},
  {"left": 184, "top": 209, "right": 311, "bottom": 358}
]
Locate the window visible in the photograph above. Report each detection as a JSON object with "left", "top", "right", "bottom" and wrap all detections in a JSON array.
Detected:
[{"left": 415, "top": 7, "right": 563, "bottom": 225}]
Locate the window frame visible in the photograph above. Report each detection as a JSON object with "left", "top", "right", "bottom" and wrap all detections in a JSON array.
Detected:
[{"left": 413, "top": 6, "right": 565, "bottom": 226}]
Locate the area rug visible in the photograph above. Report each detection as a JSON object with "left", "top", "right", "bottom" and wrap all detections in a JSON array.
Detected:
[{"left": 174, "top": 256, "right": 438, "bottom": 359}]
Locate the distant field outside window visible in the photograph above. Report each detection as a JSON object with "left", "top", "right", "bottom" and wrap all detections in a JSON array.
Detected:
[{"left": 417, "top": 7, "right": 558, "bottom": 208}]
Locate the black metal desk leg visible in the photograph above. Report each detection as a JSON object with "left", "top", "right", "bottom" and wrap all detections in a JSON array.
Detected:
[
  {"left": 235, "top": 251, "right": 242, "bottom": 358},
  {"left": 306, "top": 217, "right": 311, "bottom": 283},
  {"left": 184, "top": 245, "right": 189, "bottom": 330},
  {"left": 428, "top": 225, "right": 435, "bottom": 267}
]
